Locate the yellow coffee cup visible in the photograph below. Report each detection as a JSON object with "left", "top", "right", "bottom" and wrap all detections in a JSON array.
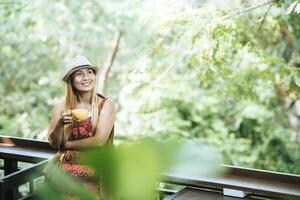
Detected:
[{"left": 71, "top": 109, "right": 89, "bottom": 121}]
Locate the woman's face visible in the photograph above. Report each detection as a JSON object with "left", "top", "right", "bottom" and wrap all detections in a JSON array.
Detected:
[{"left": 71, "top": 68, "right": 96, "bottom": 92}]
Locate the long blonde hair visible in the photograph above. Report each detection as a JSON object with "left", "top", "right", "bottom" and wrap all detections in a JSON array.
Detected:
[{"left": 63, "top": 76, "right": 99, "bottom": 141}]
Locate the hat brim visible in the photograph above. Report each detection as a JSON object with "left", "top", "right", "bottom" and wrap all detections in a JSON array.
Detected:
[{"left": 63, "top": 65, "right": 99, "bottom": 82}]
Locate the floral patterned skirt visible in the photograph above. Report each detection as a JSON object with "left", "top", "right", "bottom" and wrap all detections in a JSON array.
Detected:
[{"left": 59, "top": 150, "right": 101, "bottom": 200}]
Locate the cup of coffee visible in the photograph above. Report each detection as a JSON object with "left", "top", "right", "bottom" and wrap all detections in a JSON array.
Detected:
[{"left": 71, "top": 109, "right": 89, "bottom": 121}]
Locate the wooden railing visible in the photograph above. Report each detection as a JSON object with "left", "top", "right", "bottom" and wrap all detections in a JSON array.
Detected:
[
  {"left": 160, "top": 165, "right": 300, "bottom": 199},
  {"left": 0, "top": 136, "right": 299, "bottom": 200},
  {"left": 0, "top": 136, "right": 55, "bottom": 200}
]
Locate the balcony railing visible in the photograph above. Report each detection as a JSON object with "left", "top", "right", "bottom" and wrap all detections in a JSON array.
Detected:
[
  {"left": 0, "top": 135, "right": 299, "bottom": 200},
  {"left": 0, "top": 136, "right": 54, "bottom": 200}
]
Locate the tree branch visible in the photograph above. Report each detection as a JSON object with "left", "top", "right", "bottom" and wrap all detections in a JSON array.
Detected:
[
  {"left": 221, "top": 0, "right": 275, "bottom": 21},
  {"left": 99, "top": 30, "right": 122, "bottom": 95},
  {"left": 258, "top": 3, "right": 273, "bottom": 31}
]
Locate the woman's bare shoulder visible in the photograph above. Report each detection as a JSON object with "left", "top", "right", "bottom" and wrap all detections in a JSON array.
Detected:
[{"left": 103, "top": 98, "right": 115, "bottom": 113}]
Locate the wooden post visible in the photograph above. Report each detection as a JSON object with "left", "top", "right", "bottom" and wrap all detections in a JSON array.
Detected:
[
  {"left": 0, "top": 181, "right": 5, "bottom": 200},
  {"left": 4, "top": 158, "right": 18, "bottom": 200}
]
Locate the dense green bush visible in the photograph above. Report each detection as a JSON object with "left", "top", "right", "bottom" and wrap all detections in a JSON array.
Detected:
[{"left": 0, "top": 0, "right": 299, "bottom": 174}]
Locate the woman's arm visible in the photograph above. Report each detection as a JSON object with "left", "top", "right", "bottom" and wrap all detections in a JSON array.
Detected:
[
  {"left": 66, "top": 99, "right": 115, "bottom": 150},
  {"left": 48, "top": 99, "right": 68, "bottom": 148}
]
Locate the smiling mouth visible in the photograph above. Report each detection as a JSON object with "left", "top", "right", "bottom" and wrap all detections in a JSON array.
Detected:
[{"left": 81, "top": 82, "right": 91, "bottom": 86}]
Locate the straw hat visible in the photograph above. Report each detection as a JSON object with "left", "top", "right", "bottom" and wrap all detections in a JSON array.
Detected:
[{"left": 63, "top": 55, "right": 99, "bottom": 82}]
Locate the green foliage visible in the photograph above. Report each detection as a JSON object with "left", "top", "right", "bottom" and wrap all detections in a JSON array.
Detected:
[
  {"left": 0, "top": 0, "right": 299, "bottom": 175},
  {"left": 118, "top": 0, "right": 300, "bottom": 174}
]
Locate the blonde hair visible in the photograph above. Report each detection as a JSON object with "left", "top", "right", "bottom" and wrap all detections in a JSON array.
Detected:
[{"left": 63, "top": 74, "right": 99, "bottom": 141}]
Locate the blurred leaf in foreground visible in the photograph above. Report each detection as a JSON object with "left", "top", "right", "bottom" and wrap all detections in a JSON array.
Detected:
[
  {"left": 84, "top": 137, "right": 223, "bottom": 200},
  {"left": 36, "top": 164, "right": 98, "bottom": 200},
  {"left": 37, "top": 137, "right": 223, "bottom": 200}
]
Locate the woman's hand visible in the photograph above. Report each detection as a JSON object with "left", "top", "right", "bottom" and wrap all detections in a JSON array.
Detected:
[{"left": 61, "top": 110, "right": 73, "bottom": 125}]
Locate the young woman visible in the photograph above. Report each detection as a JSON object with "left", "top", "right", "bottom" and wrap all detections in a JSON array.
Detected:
[{"left": 47, "top": 55, "right": 115, "bottom": 198}]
